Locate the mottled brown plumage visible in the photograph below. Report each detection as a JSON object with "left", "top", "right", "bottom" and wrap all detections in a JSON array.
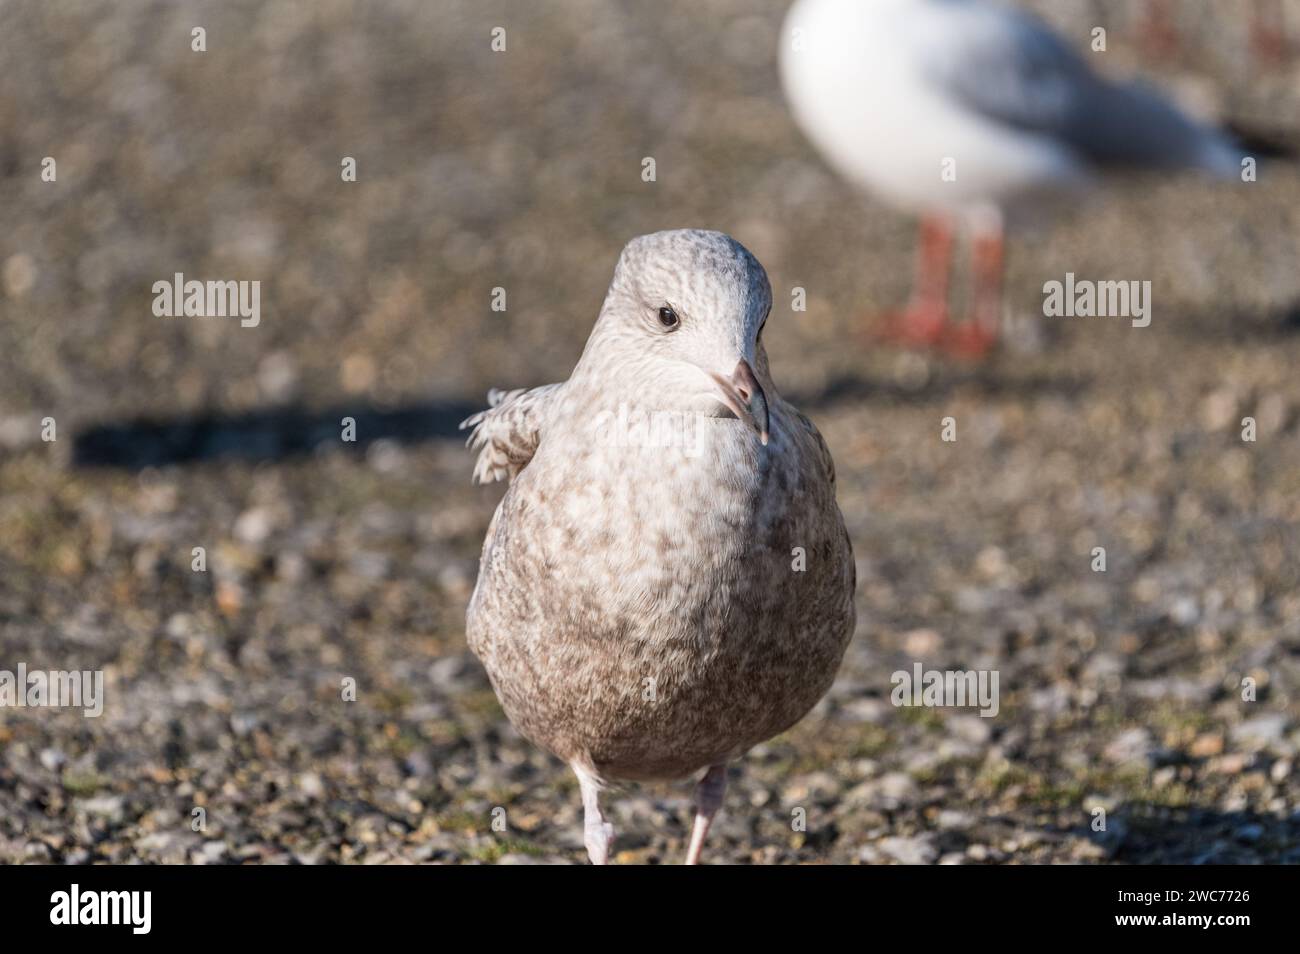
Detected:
[{"left": 462, "top": 229, "right": 855, "bottom": 864}]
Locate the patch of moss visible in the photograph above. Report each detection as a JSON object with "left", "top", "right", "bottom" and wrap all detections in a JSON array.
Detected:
[
  {"left": 434, "top": 809, "right": 485, "bottom": 834},
  {"left": 466, "top": 836, "right": 548, "bottom": 862},
  {"left": 850, "top": 724, "right": 892, "bottom": 759},
  {"left": 975, "top": 759, "right": 1034, "bottom": 795},
  {"left": 456, "top": 689, "right": 504, "bottom": 719},
  {"left": 61, "top": 769, "right": 107, "bottom": 796},
  {"left": 1145, "top": 702, "right": 1215, "bottom": 737},
  {"left": 898, "top": 706, "right": 944, "bottom": 731}
]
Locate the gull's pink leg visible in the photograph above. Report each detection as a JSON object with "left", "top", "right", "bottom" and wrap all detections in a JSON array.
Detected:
[
  {"left": 1146, "top": 0, "right": 1289, "bottom": 66},
  {"left": 574, "top": 764, "right": 614, "bottom": 865},
  {"left": 943, "top": 218, "right": 1003, "bottom": 360},
  {"left": 684, "top": 764, "right": 728, "bottom": 865},
  {"left": 874, "top": 213, "right": 954, "bottom": 348},
  {"left": 1141, "top": 0, "right": 1181, "bottom": 59},
  {"left": 1251, "top": 0, "right": 1289, "bottom": 65}
]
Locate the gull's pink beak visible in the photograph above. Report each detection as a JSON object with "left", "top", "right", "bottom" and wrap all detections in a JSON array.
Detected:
[{"left": 708, "top": 359, "right": 770, "bottom": 445}]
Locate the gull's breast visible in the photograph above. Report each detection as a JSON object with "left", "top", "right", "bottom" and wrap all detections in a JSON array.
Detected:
[{"left": 467, "top": 416, "right": 854, "bottom": 781}]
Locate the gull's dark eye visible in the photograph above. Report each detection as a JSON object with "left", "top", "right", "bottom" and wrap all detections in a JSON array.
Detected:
[{"left": 658, "top": 305, "right": 679, "bottom": 329}]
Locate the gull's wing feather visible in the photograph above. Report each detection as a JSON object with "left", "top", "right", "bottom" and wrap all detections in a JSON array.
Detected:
[
  {"left": 916, "top": 2, "right": 1236, "bottom": 172},
  {"left": 460, "top": 383, "right": 563, "bottom": 485},
  {"left": 790, "top": 407, "right": 836, "bottom": 488}
]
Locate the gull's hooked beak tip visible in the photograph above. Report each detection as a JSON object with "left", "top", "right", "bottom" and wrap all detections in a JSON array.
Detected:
[{"left": 710, "top": 359, "right": 770, "bottom": 447}]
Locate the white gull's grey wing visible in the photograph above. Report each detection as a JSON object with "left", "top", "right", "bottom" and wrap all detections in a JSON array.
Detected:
[
  {"left": 915, "top": 1, "right": 1239, "bottom": 174},
  {"left": 460, "top": 383, "right": 563, "bottom": 485}
]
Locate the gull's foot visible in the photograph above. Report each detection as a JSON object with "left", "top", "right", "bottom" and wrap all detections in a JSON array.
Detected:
[
  {"left": 1251, "top": 23, "right": 1289, "bottom": 67},
  {"left": 1139, "top": 1, "right": 1181, "bottom": 61},
  {"left": 584, "top": 819, "right": 615, "bottom": 865},
  {"left": 870, "top": 305, "right": 948, "bottom": 350},
  {"left": 939, "top": 322, "right": 1000, "bottom": 360}
]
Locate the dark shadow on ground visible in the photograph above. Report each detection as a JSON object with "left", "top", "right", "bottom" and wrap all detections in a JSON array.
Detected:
[
  {"left": 1108, "top": 805, "right": 1300, "bottom": 864},
  {"left": 789, "top": 365, "right": 1092, "bottom": 411},
  {"left": 72, "top": 400, "right": 481, "bottom": 470},
  {"left": 1052, "top": 805, "right": 1299, "bottom": 864},
  {"left": 1177, "top": 301, "right": 1300, "bottom": 341},
  {"left": 70, "top": 362, "right": 1095, "bottom": 470}
]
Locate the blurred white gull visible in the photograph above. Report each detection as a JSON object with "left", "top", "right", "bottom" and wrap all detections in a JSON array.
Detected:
[{"left": 780, "top": 0, "right": 1242, "bottom": 358}]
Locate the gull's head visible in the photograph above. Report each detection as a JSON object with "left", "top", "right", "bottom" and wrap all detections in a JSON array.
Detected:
[{"left": 584, "top": 229, "right": 773, "bottom": 445}]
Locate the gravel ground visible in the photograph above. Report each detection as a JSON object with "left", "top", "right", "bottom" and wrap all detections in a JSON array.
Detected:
[{"left": 1, "top": 0, "right": 1298, "bottom": 864}]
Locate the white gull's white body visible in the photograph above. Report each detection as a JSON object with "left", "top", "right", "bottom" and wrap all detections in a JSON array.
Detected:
[{"left": 779, "top": 0, "right": 1240, "bottom": 223}]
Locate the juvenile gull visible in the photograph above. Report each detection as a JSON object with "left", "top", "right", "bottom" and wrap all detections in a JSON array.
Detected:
[
  {"left": 461, "top": 229, "right": 856, "bottom": 864},
  {"left": 780, "top": 0, "right": 1243, "bottom": 357}
]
